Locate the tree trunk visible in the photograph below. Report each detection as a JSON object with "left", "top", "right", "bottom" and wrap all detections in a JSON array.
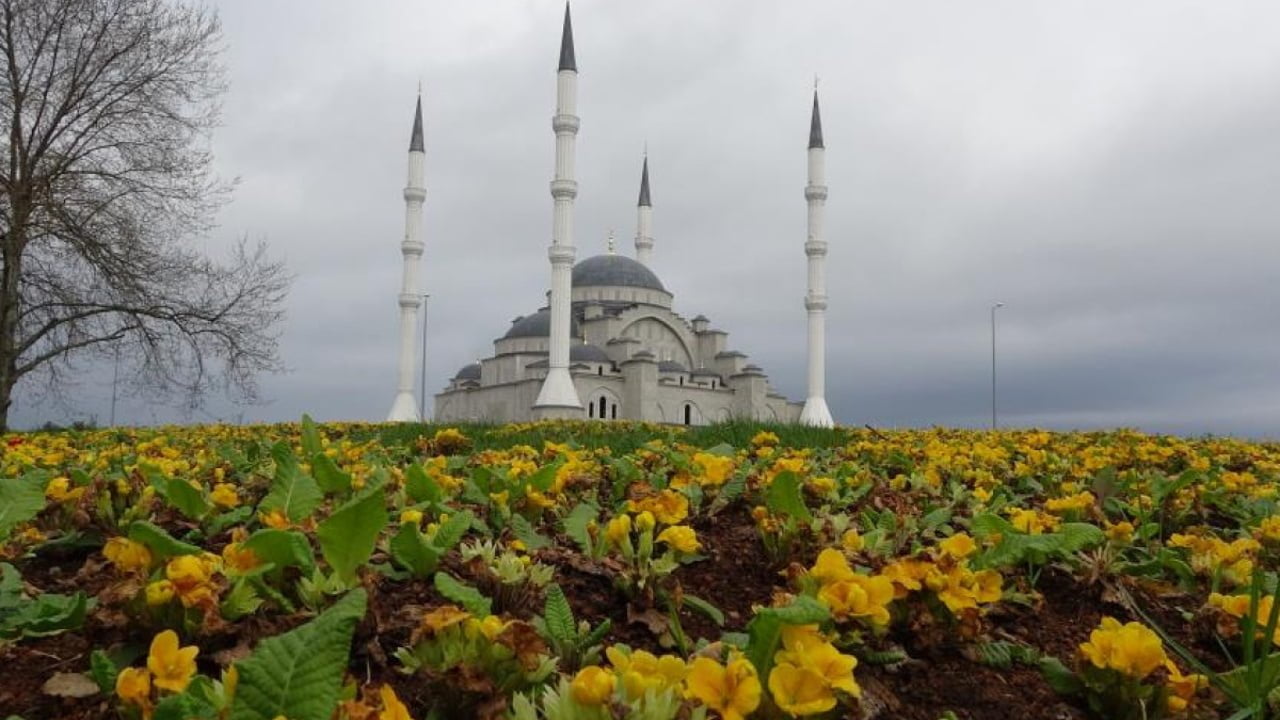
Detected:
[{"left": 0, "top": 235, "right": 21, "bottom": 433}]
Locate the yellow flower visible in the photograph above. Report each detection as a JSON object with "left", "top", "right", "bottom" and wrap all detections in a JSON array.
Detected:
[
  {"left": 1163, "top": 659, "right": 1206, "bottom": 713},
  {"left": 768, "top": 662, "right": 836, "bottom": 716},
  {"left": 115, "top": 667, "right": 152, "bottom": 707},
  {"left": 692, "top": 452, "right": 735, "bottom": 486},
  {"left": 210, "top": 483, "right": 240, "bottom": 508},
  {"left": 1105, "top": 521, "right": 1135, "bottom": 544},
  {"left": 260, "top": 509, "right": 291, "bottom": 529},
  {"left": 880, "top": 559, "right": 934, "bottom": 598},
  {"left": 808, "top": 548, "right": 855, "bottom": 585},
  {"left": 606, "top": 646, "right": 687, "bottom": 698},
  {"left": 147, "top": 630, "right": 199, "bottom": 693},
  {"left": 938, "top": 533, "right": 977, "bottom": 559},
  {"left": 221, "top": 542, "right": 261, "bottom": 575},
  {"left": 684, "top": 655, "right": 761, "bottom": 720},
  {"left": 378, "top": 684, "right": 414, "bottom": 720},
  {"left": 1079, "top": 617, "right": 1167, "bottom": 679},
  {"left": 972, "top": 486, "right": 993, "bottom": 503},
  {"left": 467, "top": 614, "right": 509, "bottom": 642},
  {"left": 145, "top": 580, "right": 175, "bottom": 606},
  {"left": 635, "top": 510, "right": 656, "bottom": 533},
  {"left": 1256, "top": 515, "right": 1280, "bottom": 543},
  {"left": 45, "top": 476, "right": 86, "bottom": 503},
  {"left": 570, "top": 666, "right": 616, "bottom": 706},
  {"left": 657, "top": 526, "right": 701, "bottom": 554},
  {"left": 103, "top": 537, "right": 153, "bottom": 574},
  {"left": 840, "top": 528, "right": 864, "bottom": 553},
  {"left": 399, "top": 509, "right": 424, "bottom": 525},
  {"left": 627, "top": 490, "right": 689, "bottom": 525},
  {"left": 817, "top": 574, "right": 895, "bottom": 627},
  {"left": 605, "top": 514, "right": 632, "bottom": 546}
]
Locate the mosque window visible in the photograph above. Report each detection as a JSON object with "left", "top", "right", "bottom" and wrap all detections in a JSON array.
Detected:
[
  {"left": 611, "top": 404, "right": 618, "bottom": 419},
  {"left": 683, "top": 404, "right": 692, "bottom": 426},
  {"left": 588, "top": 403, "right": 594, "bottom": 418},
  {"left": 598, "top": 396, "right": 607, "bottom": 420}
]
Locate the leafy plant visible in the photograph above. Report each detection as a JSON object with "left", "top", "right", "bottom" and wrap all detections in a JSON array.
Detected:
[
  {"left": 0, "top": 563, "right": 92, "bottom": 642},
  {"left": 316, "top": 484, "right": 387, "bottom": 584},
  {"left": 536, "top": 583, "right": 611, "bottom": 671},
  {"left": 0, "top": 473, "right": 48, "bottom": 540},
  {"left": 389, "top": 509, "right": 473, "bottom": 578}
]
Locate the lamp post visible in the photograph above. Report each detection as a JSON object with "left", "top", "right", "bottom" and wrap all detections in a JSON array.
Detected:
[
  {"left": 990, "top": 302, "right": 1004, "bottom": 430},
  {"left": 419, "top": 294, "right": 430, "bottom": 423}
]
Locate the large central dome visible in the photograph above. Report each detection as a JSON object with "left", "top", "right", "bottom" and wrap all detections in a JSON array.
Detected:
[{"left": 572, "top": 254, "right": 665, "bottom": 292}]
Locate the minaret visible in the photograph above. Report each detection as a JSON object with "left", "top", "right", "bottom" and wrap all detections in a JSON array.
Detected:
[
  {"left": 799, "top": 88, "right": 835, "bottom": 428},
  {"left": 387, "top": 93, "right": 427, "bottom": 422},
  {"left": 634, "top": 155, "right": 654, "bottom": 266},
  {"left": 533, "top": 3, "right": 584, "bottom": 418}
]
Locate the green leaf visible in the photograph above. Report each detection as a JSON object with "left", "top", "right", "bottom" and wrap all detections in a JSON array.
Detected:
[
  {"left": 242, "top": 529, "right": 316, "bottom": 575},
  {"left": 389, "top": 525, "right": 440, "bottom": 578},
  {"left": 228, "top": 589, "right": 367, "bottom": 720},
  {"left": 744, "top": 595, "right": 828, "bottom": 679},
  {"left": 89, "top": 649, "right": 119, "bottom": 694},
  {"left": 0, "top": 591, "right": 91, "bottom": 640},
  {"left": 1038, "top": 656, "right": 1083, "bottom": 695},
  {"left": 703, "top": 443, "right": 736, "bottom": 457},
  {"left": 763, "top": 471, "right": 811, "bottom": 522},
  {"left": 127, "top": 521, "right": 202, "bottom": 558},
  {"left": 561, "top": 503, "right": 598, "bottom": 554},
  {"left": 683, "top": 594, "right": 725, "bottom": 627},
  {"left": 158, "top": 476, "right": 210, "bottom": 520},
  {"left": 316, "top": 487, "right": 387, "bottom": 584},
  {"left": 542, "top": 584, "right": 576, "bottom": 647},
  {"left": 434, "top": 572, "right": 491, "bottom": 616},
  {"left": 259, "top": 442, "right": 323, "bottom": 523},
  {"left": 310, "top": 454, "right": 351, "bottom": 496},
  {"left": 524, "top": 461, "right": 564, "bottom": 493},
  {"left": 1056, "top": 523, "right": 1105, "bottom": 552},
  {"left": 431, "top": 510, "right": 473, "bottom": 551},
  {"left": 404, "top": 463, "right": 442, "bottom": 504},
  {"left": 922, "top": 507, "right": 952, "bottom": 530},
  {"left": 510, "top": 514, "right": 551, "bottom": 551},
  {"left": 300, "top": 414, "right": 323, "bottom": 457},
  {"left": 221, "top": 580, "right": 264, "bottom": 621},
  {"left": 0, "top": 474, "right": 47, "bottom": 540}
]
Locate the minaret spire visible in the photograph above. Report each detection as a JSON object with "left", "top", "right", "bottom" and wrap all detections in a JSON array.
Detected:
[
  {"left": 388, "top": 93, "right": 428, "bottom": 421},
  {"left": 799, "top": 86, "right": 834, "bottom": 427},
  {"left": 558, "top": 2, "right": 576, "bottom": 72},
  {"left": 634, "top": 154, "right": 654, "bottom": 266},
  {"left": 534, "top": 2, "right": 584, "bottom": 418}
]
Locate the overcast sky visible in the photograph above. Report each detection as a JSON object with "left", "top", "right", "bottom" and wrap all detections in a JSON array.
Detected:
[{"left": 12, "top": 0, "right": 1280, "bottom": 437}]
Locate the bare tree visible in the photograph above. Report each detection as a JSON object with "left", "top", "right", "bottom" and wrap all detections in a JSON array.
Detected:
[{"left": 0, "top": 0, "right": 288, "bottom": 431}]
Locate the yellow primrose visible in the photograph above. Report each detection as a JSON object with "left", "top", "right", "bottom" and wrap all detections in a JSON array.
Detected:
[
  {"left": 45, "top": 476, "right": 86, "bottom": 503},
  {"left": 692, "top": 452, "right": 735, "bottom": 486},
  {"left": 399, "top": 509, "right": 424, "bottom": 525},
  {"left": 606, "top": 646, "right": 686, "bottom": 698},
  {"left": 635, "top": 510, "right": 656, "bottom": 533},
  {"left": 840, "top": 528, "right": 864, "bottom": 553},
  {"left": 210, "top": 482, "right": 240, "bottom": 508},
  {"left": 627, "top": 490, "right": 689, "bottom": 525},
  {"left": 145, "top": 580, "right": 175, "bottom": 606},
  {"left": 147, "top": 630, "right": 199, "bottom": 693},
  {"left": 684, "top": 655, "right": 761, "bottom": 720},
  {"left": 1105, "top": 521, "right": 1135, "bottom": 544},
  {"left": 115, "top": 666, "right": 152, "bottom": 708},
  {"left": 260, "top": 509, "right": 291, "bottom": 529},
  {"left": 808, "top": 548, "right": 855, "bottom": 585},
  {"left": 817, "top": 573, "right": 895, "bottom": 628},
  {"left": 221, "top": 543, "right": 261, "bottom": 575},
  {"left": 378, "top": 684, "right": 413, "bottom": 720},
  {"left": 1163, "top": 659, "right": 1207, "bottom": 713},
  {"left": 570, "top": 666, "right": 616, "bottom": 706},
  {"left": 419, "top": 605, "right": 472, "bottom": 635},
  {"left": 1079, "top": 617, "right": 1167, "bottom": 679},
  {"left": 768, "top": 662, "right": 837, "bottom": 716},
  {"left": 1256, "top": 515, "right": 1280, "bottom": 543},
  {"left": 657, "top": 525, "right": 700, "bottom": 554},
  {"left": 938, "top": 532, "right": 977, "bottom": 559},
  {"left": 104, "top": 537, "right": 153, "bottom": 574},
  {"left": 605, "top": 514, "right": 632, "bottom": 546}
]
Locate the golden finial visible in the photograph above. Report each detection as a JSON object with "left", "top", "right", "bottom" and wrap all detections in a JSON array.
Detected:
[{"left": 607, "top": 229, "right": 616, "bottom": 254}]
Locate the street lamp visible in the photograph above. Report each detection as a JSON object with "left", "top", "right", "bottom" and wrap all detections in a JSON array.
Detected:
[
  {"left": 990, "top": 302, "right": 1004, "bottom": 430},
  {"left": 419, "top": 294, "right": 430, "bottom": 423}
]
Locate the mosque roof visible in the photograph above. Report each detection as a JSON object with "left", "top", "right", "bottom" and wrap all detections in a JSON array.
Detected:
[
  {"left": 657, "top": 360, "right": 688, "bottom": 373},
  {"left": 503, "top": 308, "right": 581, "bottom": 339},
  {"left": 453, "top": 362, "right": 481, "bottom": 380},
  {"left": 572, "top": 254, "right": 665, "bottom": 291}
]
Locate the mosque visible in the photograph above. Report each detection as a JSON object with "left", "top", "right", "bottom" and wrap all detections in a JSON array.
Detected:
[{"left": 387, "top": 4, "right": 836, "bottom": 427}]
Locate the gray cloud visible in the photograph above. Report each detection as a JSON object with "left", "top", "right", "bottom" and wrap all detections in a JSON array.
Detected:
[{"left": 12, "top": 0, "right": 1280, "bottom": 438}]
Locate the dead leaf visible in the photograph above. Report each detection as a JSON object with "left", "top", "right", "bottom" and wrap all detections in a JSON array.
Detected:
[{"left": 42, "top": 672, "right": 99, "bottom": 698}]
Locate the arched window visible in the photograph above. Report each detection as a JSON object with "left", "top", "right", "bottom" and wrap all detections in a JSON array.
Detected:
[
  {"left": 683, "top": 404, "right": 692, "bottom": 426},
  {"left": 598, "top": 396, "right": 607, "bottom": 420},
  {"left": 588, "top": 402, "right": 594, "bottom": 418},
  {"left": 597, "top": 366, "right": 603, "bottom": 376},
  {"left": 611, "top": 404, "right": 618, "bottom": 420}
]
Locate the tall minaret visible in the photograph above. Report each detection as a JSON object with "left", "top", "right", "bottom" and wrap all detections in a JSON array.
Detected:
[
  {"left": 533, "top": 3, "right": 584, "bottom": 418},
  {"left": 799, "top": 88, "right": 835, "bottom": 428},
  {"left": 387, "top": 93, "right": 427, "bottom": 422},
  {"left": 634, "top": 155, "right": 654, "bottom": 266}
]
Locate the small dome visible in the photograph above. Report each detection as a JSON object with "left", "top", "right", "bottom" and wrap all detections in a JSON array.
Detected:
[
  {"left": 503, "top": 308, "right": 580, "bottom": 339},
  {"left": 573, "top": 255, "right": 665, "bottom": 292},
  {"left": 658, "top": 360, "right": 688, "bottom": 373},
  {"left": 571, "top": 344, "right": 611, "bottom": 363},
  {"left": 453, "top": 363, "right": 481, "bottom": 380}
]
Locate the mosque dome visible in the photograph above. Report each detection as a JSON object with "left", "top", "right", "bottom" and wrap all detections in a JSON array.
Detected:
[
  {"left": 572, "top": 254, "right": 665, "bottom": 292},
  {"left": 453, "top": 363, "right": 481, "bottom": 381},
  {"left": 503, "top": 308, "right": 580, "bottom": 339},
  {"left": 571, "top": 344, "right": 611, "bottom": 363}
]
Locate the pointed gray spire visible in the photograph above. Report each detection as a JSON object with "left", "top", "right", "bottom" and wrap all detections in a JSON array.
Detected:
[
  {"left": 558, "top": 3, "right": 576, "bottom": 72},
  {"left": 638, "top": 156, "right": 651, "bottom": 207},
  {"left": 809, "top": 90, "right": 824, "bottom": 149},
  {"left": 409, "top": 93, "right": 425, "bottom": 152}
]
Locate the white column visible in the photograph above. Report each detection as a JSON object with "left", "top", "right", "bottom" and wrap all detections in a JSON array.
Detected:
[
  {"left": 800, "top": 95, "right": 834, "bottom": 427},
  {"left": 388, "top": 143, "right": 426, "bottom": 422},
  {"left": 635, "top": 157, "right": 654, "bottom": 266},
  {"left": 533, "top": 63, "right": 584, "bottom": 417}
]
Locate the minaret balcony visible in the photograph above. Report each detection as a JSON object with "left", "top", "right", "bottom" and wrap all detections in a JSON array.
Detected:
[
  {"left": 403, "top": 186, "right": 426, "bottom": 202},
  {"left": 804, "top": 185, "right": 828, "bottom": 201},
  {"left": 551, "top": 114, "right": 580, "bottom": 133},
  {"left": 550, "top": 179, "right": 578, "bottom": 199}
]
